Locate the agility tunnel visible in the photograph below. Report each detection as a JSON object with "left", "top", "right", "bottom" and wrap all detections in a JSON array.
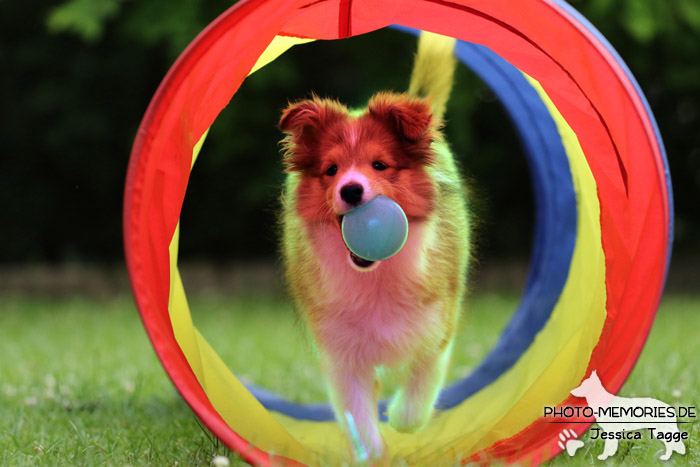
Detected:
[{"left": 123, "top": 0, "right": 673, "bottom": 464}]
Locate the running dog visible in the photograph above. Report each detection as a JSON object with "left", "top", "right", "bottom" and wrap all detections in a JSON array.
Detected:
[{"left": 278, "top": 32, "right": 469, "bottom": 459}]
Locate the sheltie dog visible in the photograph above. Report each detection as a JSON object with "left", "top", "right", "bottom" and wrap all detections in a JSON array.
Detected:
[{"left": 278, "top": 32, "right": 469, "bottom": 459}]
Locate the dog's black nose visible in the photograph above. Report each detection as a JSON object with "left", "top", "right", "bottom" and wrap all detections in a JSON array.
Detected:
[{"left": 340, "top": 183, "right": 364, "bottom": 206}]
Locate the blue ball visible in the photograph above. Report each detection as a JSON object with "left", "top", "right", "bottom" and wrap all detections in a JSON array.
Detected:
[{"left": 341, "top": 195, "right": 409, "bottom": 262}]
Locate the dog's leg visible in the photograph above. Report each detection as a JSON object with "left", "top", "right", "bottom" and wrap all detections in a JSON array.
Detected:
[
  {"left": 322, "top": 357, "right": 385, "bottom": 459},
  {"left": 670, "top": 439, "right": 687, "bottom": 458},
  {"left": 388, "top": 342, "right": 452, "bottom": 433},
  {"left": 598, "top": 435, "right": 618, "bottom": 460},
  {"left": 659, "top": 423, "right": 686, "bottom": 460},
  {"left": 660, "top": 442, "right": 673, "bottom": 461}
]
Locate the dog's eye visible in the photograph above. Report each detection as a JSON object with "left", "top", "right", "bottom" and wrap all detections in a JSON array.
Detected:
[
  {"left": 372, "top": 161, "right": 388, "bottom": 171},
  {"left": 325, "top": 165, "right": 338, "bottom": 176}
]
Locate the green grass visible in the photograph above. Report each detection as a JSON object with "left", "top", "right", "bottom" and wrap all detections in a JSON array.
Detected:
[{"left": 0, "top": 292, "right": 697, "bottom": 466}]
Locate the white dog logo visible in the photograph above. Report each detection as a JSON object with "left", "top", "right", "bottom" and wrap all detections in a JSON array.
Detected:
[{"left": 570, "top": 370, "right": 686, "bottom": 461}]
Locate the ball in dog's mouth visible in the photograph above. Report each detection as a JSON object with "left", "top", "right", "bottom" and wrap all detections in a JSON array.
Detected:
[{"left": 339, "top": 214, "right": 375, "bottom": 268}]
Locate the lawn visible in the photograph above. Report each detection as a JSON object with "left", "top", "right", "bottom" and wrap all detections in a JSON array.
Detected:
[{"left": 0, "top": 291, "right": 697, "bottom": 466}]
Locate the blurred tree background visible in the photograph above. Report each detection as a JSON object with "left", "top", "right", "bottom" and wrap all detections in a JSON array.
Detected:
[{"left": 1, "top": 0, "right": 698, "bottom": 268}]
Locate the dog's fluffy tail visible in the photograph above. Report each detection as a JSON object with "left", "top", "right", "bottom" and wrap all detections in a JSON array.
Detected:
[{"left": 408, "top": 31, "right": 457, "bottom": 122}]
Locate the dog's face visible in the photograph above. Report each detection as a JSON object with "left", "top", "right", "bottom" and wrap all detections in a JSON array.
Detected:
[{"left": 279, "top": 92, "right": 437, "bottom": 227}]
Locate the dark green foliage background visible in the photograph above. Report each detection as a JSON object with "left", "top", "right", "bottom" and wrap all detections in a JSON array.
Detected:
[{"left": 1, "top": 0, "right": 698, "bottom": 264}]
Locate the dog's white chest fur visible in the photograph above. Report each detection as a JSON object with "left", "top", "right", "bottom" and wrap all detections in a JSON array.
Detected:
[{"left": 307, "top": 221, "right": 441, "bottom": 366}]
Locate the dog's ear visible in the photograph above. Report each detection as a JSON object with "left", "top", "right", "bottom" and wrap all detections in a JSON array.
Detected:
[
  {"left": 368, "top": 92, "right": 436, "bottom": 165},
  {"left": 280, "top": 97, "right": 346, "bottom": 141},
  {"left": 279, "top": 97, "right": 346, "bottom": 171},
  {"left": 368, "top": 92, "right": 434, "bottom": 143}
]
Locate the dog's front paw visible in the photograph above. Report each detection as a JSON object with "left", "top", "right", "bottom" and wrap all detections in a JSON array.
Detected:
[
  {"left": 387, "top": 392, "right": 432, "bottom": 433},
  {"left": 344, "top": 411, "right": 386, "bottom": 462}
]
